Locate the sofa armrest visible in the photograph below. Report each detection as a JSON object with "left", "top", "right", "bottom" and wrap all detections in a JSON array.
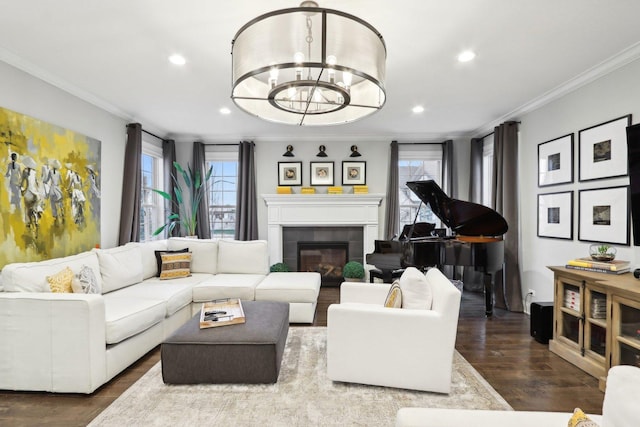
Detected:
[
  {"left": 339, "top": 281, "right": 391, "bottom": 305},
  {"left": 0, "top": 292, "right": 107, "bottom": 393}
]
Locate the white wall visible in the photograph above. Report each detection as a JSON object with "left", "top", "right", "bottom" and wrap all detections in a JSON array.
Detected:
[
  {"left": 519, "top": 58, "right": 640, "bottom": 306},
  {"left": 0, "top": 61, "right": 128, "bottom": 249}
]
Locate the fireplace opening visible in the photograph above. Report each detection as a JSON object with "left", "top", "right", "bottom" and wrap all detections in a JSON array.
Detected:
[{"left": 297, "top": 241, "right": 348, "bottom": 287}]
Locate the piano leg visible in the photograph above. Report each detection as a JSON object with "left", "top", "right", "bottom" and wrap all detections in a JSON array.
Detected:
[{"left": 483, "top": 272, "right": 494, "bottom": 317}]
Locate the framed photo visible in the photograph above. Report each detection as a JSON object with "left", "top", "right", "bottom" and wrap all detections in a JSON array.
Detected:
[
  {"left": 578, "top": 186, "right": 630, "bottom": 245},
  {"left": 278, "top": 161, "right": 302, "bottom": 186},
  {"left": 342, "top": 161, "right": 366, "bottom": 185},
  {"left": 537, "top": 191, "right": 573, "bottom": 240},
  {"left": 310, "top": 161, "right": 334, "bottom": 186},
  {"left": 538, "top": 134, "right": 573, "bottom": 187},
  {"left": 578, "top": 115, "right": 631, "bottom": 182}
]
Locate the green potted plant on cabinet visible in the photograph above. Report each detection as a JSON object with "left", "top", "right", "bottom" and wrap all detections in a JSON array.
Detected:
[
  {"left": 153, "top": 161, "right": 213, "bottom": 237},
  {"left": 343, "top": 261, "right": 365, "bottom": 282}
]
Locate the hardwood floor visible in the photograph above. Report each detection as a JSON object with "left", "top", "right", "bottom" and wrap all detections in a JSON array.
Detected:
[{"left": 0, "top": 287, "right": 603, "bottom": 426}]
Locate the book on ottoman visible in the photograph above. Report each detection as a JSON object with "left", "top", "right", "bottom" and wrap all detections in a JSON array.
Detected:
[{"left": 199, "top": 298, "right": 246, "bottom": 329}]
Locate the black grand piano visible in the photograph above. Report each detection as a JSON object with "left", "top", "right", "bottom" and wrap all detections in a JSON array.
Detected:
[{"left": 367, "top": 180, "right": 508, "bottom": 316}]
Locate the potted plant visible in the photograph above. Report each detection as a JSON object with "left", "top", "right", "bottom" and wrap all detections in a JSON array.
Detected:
[
  {"left": 343, "top": 261, "right": 365, "bottom": 282},
  {"left": 153, "top": 161, "right": 213, "bottom": 237},
  {"left": 270, "top": 262, "right": 291, "bottom": 273},
  {"left": 589, "top": 244, "right": 616, "bottom": 262}
]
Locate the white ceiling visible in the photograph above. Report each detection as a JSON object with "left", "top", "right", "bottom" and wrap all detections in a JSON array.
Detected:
[{"left": 1, "top": 0, "right": 640, "bottom": 142}]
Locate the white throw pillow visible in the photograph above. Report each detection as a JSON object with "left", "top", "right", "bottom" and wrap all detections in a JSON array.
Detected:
[
  {"left": 217, "top": 240, "right": 269, "bottom": 274},
  {"left": 71, "top": 265, "right": 101, "bottom": 294},
  {"left": 95, "top": 245, "right": 143, "bottom": 293},
  {"left": 398, "top": 267, "right": 432, "bottom": 310},
  {"left": 168, "top": 237, "right": 218, "bottom": 274}
]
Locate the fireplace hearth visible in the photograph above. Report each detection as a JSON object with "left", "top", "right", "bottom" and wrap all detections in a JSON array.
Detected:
[{"left": 298, "top": 241, "right": 348, "bottom": 286}]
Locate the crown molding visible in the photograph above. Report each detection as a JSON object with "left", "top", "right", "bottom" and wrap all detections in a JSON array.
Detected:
[{"left": 471, "top": 41, "right": 640, "bottom": 137}]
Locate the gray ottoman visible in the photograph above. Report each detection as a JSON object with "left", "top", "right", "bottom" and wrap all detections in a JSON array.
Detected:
[{"left": 161, "top": 300, "right": 289, "bottom": 384}]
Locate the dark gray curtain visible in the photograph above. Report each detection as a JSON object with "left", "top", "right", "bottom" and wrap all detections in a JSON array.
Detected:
[
  {"left": 193, "top": 141, "right": 211, "bottom": 239},
  {"left": 442, "top": 139, "right": 455, "bottom": 198},
  {"left": 235, "top": 141, "right": 258, "bottom": 240},
  {"left": 118, "top": 123, "right": 142, "bottom": 244},
  {"left": 384, "top": 140, "right": 399, "bottom": 239},
  {"left": 493, "top": 121, "right": 524, "bottom": 312},
  {"left": 162, "top": 139, "right": 179, "bottom": 237},
  {"left": 463, "top": 137, "right": 486, "bottom": 291}
]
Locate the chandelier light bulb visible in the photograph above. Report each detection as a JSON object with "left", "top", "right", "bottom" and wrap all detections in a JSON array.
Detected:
[
  {"left": 294, "top": 51, "right": 305, "bottom": 64},
  {"left": 327, "top": 55, "right": 337, "bottom": 66},
  {"left": 342, "top": 71, "right": 352, "bottom": 88}
]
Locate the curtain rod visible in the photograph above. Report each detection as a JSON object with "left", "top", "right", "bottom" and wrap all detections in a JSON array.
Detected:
[
  {"left": 142, "top": 129, "right": 166, "bottom": 141},
  {"left": 397, "top": 142, "right": 444, "bottom": 145},
  {"left": 201, "top": 142, "right": 240, "bottom": 146}
]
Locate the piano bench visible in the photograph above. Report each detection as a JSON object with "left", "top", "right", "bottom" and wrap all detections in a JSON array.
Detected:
[{"left": 369, "top": 268, "right": 405, "bottom": 283}]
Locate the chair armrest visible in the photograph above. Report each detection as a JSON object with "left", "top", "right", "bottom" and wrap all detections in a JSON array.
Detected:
[
  {"left": 340, "top": 282, "right": 391, "bottom": 305},
  {"left": 0, "top": 292, "right": 107, "bottom": 393}
]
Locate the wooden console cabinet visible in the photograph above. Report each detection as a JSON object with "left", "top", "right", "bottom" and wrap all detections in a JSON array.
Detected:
[{"left": 548, "top": 266, "right": 640, "bottom": 390}]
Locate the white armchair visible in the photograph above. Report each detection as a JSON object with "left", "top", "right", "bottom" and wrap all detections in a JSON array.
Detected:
[{"left": 327, "top": 268, "right": 461, "bottom": 393}]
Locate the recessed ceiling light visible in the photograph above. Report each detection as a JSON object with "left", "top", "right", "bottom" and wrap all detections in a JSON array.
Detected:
[
  {"left": 219, "top": 107, "right": 231, "bottom": 115},
  {"left": 457, "top": 50, "right": 476, "bottom": 63},
  {"left": 412, "top": 105, "right": 425, "bottom": 114},
  {"left": 168, "top": 54, "right": 186, "bottom": 66}
]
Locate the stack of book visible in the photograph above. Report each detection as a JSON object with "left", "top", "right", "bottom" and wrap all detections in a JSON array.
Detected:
[
  {"left": 301, "top": 187, "right": 315, "bottom": 194},
  {"left": 328, "top": 186, "right": 343, "bottom": 194},
  {"left": 276, "top": 186, "right": 292, "bottom": 194},
  {"left": 565, "top": 257, "right": 630, "bottom": 274},
  {"left": 564, "top": 287, "right": 580, "bottom": 310},
  {"left": 354, "top": 185, "right": 369, "bottom": 194},
  {"left": 591, "top": 295, "right": 607, "bottom": 319}
]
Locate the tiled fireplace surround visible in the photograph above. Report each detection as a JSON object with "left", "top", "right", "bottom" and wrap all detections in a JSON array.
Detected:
[{"left": 262, "top": 194, "right": 384, "bottom": 272}]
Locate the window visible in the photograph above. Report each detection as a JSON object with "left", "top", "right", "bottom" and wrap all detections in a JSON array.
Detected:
[
  {"left": 481, "top": 134, "right": 494, "bottom": 208},
  {"left": 140, "top": 142, "right": 164, "bottom": 242},
  {"left": 207, "top": 151, "right": 238, "bottom": 238},
  {"left": 398, "top": 145, "right": 443, "bottom": 233}
]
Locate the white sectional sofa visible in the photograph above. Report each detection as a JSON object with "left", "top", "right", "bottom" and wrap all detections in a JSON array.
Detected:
[{"left": 0, "top": 237, "right": 320, "bottom": 394}]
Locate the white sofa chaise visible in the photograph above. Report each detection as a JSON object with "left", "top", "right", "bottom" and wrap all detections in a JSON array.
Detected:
[
  {"left": 396, "top": 364, "right": 640, "bottom": 427},
  {"left": 0, "top": 237, "right": 320, "bottom": 393}
]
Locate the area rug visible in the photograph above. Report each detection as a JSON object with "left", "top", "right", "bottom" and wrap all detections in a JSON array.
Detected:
[{"left": 89, "top": 327, "right": 511, "bottom": 426}]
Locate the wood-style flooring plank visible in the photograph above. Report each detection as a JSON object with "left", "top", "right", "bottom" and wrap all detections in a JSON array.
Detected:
[{"left": 0, "top": 286, "right": 603, "bottom": 426}]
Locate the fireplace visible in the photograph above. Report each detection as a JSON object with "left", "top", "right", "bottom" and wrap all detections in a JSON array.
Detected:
[{"left": 298, "top": 241, "right": 348, "bottom": 286}]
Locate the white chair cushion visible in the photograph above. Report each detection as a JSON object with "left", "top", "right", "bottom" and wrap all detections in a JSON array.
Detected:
[
  {"left": 255, "top": 272, "right": 321, "bottom": 303},
  {"left": 109, "top": 281, "right": 195, "bottom": 317},
  {"left": 217, "top": 240, "right": 269, "bottom": 274},
  {"left": 102, "top": 294, "right": 166, "bottom": 344},
  {"left": 126, "top": 240, "right": 167, "bottom": 279},
  {"left": 399, "top": 267, "right": 432, "bottom": 309},
  {"left": 602, "top": 365, "right": 640, "bottom": 426},
  {"left": 168, "top": 237, "right": 218, "bottom": 274},
  {"left": 95, "top": 246, "right": 144, "bottom": 294},
  {"left": 1, "top": 251, "right": 101, "bottom": 293},
  {"left": 192, "top": 274, "right": 266, "bottom": 302}
]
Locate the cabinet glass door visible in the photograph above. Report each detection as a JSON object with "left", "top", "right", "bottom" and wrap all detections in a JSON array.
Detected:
[
  {"left": 612, "top": 296, "right": 640, "bottom": 368},
  {"left": 585, "top": 290, "right": 607, "bottom": 358},
  {"left": 558, "top": 282, "right": 582, "bottom": 347}
]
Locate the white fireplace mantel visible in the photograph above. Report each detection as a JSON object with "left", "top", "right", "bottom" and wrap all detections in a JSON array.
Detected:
[{"left": 262, "top": 193, "right": 384, "bottom": 263}]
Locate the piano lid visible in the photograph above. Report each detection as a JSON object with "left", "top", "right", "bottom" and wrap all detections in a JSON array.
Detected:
[{"left": 406, "top": 180, "right": 508, "bottom": 237}]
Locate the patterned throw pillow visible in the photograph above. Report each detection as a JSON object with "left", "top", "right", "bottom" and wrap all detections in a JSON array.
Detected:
[
  {"left": 159, "top": 252, "right": 192, "bottom": 280},
  {"left": 154, "top": 248, "right": 188, "bottom": 277},
  {"left": 71, "top": 265, "right": 101, "bottom": 294},
  {"left": 568, "top": 408, "right": 600, "bottom": 427},
  {"left": 47, "top": 267, "right": 74, "bottom": 293},
  {"left": 384, "top": 280, "right": 403, "bottom": 308}
]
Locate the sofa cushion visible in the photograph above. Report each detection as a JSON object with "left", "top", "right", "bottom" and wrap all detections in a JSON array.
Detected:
[
  {"left": 95, "top": 246, "right": 144, "bottom": 294},
  {"left": 192, "top": 274, "right": 266, "bottom": 302},
  {"left": 47, "top": 267, "right": 74, "bottom": 293},
  {"left": 126, "top": 239, "right": 168, "bottom": 279},
  {"left": 154, "top": 248, "right": 188, "bottom": 277},
  {"left": 399, "top": 267, "right": 432, "bottom": 310},
  {"left": 102, "top": 294, "right": 166, "bottom": 344},
  {"left": 217, "top": 240, "right": 269, "bottom": 274},
  {"left": 384, "top": 281, "right": 403, "bottom": 308},
  {"left": 159, "top": 252, "right": 192, "bottom": 280},
  {"left": 168, "top": 237, "right": 218, "bottom": 274},
  {"left": 71, "top": 265, "right": 101, "bottom": 294},
  {"left": 1, "top": 250, "right": 101, "bottom": 293},
  {"left": 109, "top": 280, "right": 197, "bottom": 317},
  {"left": 255, "top": 272, "right": 320, "bottom": 303}
]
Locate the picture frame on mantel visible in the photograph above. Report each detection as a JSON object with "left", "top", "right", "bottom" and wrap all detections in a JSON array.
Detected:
[
  {"left": 277, "top": 161, "right": 302, "bottom": 186},
  {"left": 578, "top": 185, "right": 630, "bottom": 245},
  {"left": 538, "top": 134, "right": 573, "bottom": 187},
  {"left": 537, "top": 191, "right": 573, "bottom": 240},
  {"left": 578, "top": 114, "right": 631, "bottom": 182},
  {"left": 342, "top": 161, "right": 366, "bottom": 185},
  {"left": 310, "top": 161, "right": 334, "bottom": 186}
]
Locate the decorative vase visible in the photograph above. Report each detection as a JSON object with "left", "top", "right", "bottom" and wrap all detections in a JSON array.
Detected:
[{"left": 589, "top": 244, "right": 616, "bottom": 262}]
